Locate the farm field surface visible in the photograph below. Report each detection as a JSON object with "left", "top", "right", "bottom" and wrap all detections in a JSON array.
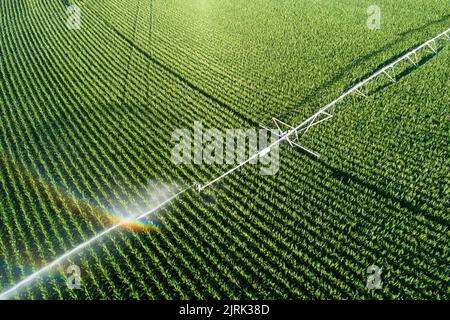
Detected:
[{"left": 0, "top": 0, "right": 449, "bottom": 299}]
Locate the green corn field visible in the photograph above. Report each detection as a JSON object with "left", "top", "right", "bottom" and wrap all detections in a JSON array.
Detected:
[{"left": 0, "top": 0, "right": 449, "bottom": 300}]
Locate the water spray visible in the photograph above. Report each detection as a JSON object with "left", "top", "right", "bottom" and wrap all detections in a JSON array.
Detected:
[{"left": 0, "top": 184, "right": 193, "bottom": 300}]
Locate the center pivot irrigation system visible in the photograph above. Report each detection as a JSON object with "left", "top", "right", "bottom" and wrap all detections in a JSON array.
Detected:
[
  {"left": 0, "top": 27, "right": 448, "bottom": 299},
  {"left": 196, "top": 27, "right": 450, "bottom": 192}
]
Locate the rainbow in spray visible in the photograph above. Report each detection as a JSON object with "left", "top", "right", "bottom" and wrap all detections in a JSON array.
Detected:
[{"left": 0, "top": 183, "right": 192, "bottom": 300}]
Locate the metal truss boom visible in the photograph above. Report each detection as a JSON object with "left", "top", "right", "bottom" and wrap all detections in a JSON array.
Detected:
[{"left": 198, "top": 27, "right": 450, "bottom": 192}]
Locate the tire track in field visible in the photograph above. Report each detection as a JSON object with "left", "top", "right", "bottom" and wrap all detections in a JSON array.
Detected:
[{"left": 86, "top": 5, "right": 259, "bottom": 127}]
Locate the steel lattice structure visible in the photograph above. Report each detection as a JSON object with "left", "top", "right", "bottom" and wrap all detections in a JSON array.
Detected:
[{"left": 197, "top": 27, "right": 450, "bottom": 192}]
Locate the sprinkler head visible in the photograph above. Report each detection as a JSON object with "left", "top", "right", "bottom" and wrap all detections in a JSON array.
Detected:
[{"left": 194, "top": 182, "right": 202, "bottom": 192}]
